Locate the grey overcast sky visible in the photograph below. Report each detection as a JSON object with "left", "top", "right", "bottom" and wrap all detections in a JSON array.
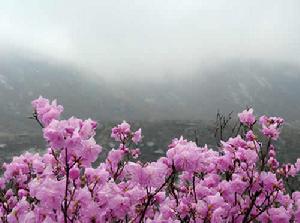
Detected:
[{"left": 0, "top": 0, "right": 300, "bottom": 79}]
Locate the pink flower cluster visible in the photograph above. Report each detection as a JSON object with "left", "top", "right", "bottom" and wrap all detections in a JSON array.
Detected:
[
  {"left": 32, "top": 96, "right": 64, "bottom": 127},
  {"left": 259, "top": 115, "right": 284, "bottom": 140},
  {"left": 111, "top": 121, "right": 142, "bottom": 144},
  {"left": 238, "top": 108, "right": 256, "bottom": 127},
  {"left": 1, "top": 98, "right": 300, "bottom": 223}
]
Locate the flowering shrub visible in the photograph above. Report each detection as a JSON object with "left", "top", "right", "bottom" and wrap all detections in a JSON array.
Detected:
[{"left": 1, "top": 96, "right": 300, "bottom": 223}]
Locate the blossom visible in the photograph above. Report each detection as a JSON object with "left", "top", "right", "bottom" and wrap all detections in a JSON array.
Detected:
[
  {"left": 211, "top": 207, "right": 226, "bottom": 223},
  {"left": 259, "top": 115, "right": 284, "bottom": 140},
  {"left": 32, "top": 96, "right": 63, "bottom": 126},
  {"left": 259, "top": 172, "right": 279, "bottom": 192},
  {"left": 111, "top": 121, "right": 131, "bottom": 142},
  {"left": 268, "top": 207, "right": 291, "bottom": 223},
  {"left": 295, "top": 159, "right": 300, "bottom": 172},
  {"left": 126, "top": 161, "right": 168, "bottom": 187},
  {"left": 262, "top": 125, "right": 280, "bottom": 140},
  {"left": 108, "top": 194, "right": 130, "bottom": 218},
  {"left": 132, "top": 128, "right": 142, "bottom": 144},
  {"left": 106, "top": 149, "right": 125, "bottom": 173},
  {"left": 69, "top": 166, "right": 80, "bottom": 180},
  {"left": 259, "top": 115, "right": 284, "bottom": 127},
  {"left": 246, "top": 130, "right": 256, "bottom": 141},
  {"left": 79, "top": 118, "right": 97, "bottom": 139},
  {"left": 238, "top": 108, "right": 255, "bottom": 126},
  {"left": 29, "top": 178, "right": 65, "bottom": 210},
  {"left": 1, "top": 97, "right": 300, "bottom": 223}
]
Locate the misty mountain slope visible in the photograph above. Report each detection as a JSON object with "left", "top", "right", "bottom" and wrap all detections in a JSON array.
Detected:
[
  {"left": 1, "top": 52, "right": 300, "bottom": 133},
  {"left": 0, "top": 53, "right": 131, "bottom": 133},
  {"left": 0, "top": 52, "right": 180, "bottom": 132},
  {"left": 110, "top": 60, "right": 300, "bottom": 121},
  {"left": 188, "top": 61, "right": 300, "bottom": 121},
  {"left": 1, "top": 53, "right": 300, "bottom": 166}
]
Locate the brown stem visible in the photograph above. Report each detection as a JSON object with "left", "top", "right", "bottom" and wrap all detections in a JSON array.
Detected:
[
  {"left": 246, "top": 190, "right": 279, "bottom": 223},
  {"left": 242, "top": 191, "right": 262, "bottom": 223},
  {"left": 32, "top": 112, "right": 44, "bottom": 128},
  {"left": 63, "top": 148, "right": 70, "bottom": 223},
  {"left": 260, "top": 138, "right": 272, "bottom": 171},
  {"left": 138, "top": 169, "right": 176, "bottom": 223},
  {"left": 192, "top": 174, "right": 197, "bottom": 203}
]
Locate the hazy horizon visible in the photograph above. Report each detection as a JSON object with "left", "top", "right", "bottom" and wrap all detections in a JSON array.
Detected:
[{"left": 1, "top": 0, "right": 300, "bottom": 80}]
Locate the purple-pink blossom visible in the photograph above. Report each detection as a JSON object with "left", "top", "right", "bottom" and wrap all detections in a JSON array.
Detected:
[
  {"left": 238, "top": 108, "right": 256, "bottom": 126},
  {"left": 0, "top": 97, "right": 300, "bottom": 223}
]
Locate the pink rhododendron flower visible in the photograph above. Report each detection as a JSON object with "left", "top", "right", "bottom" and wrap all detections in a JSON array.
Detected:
[
  {"left": 245, "top": 130, "right": 256, "bottom": 141},
  {"left": 262, "top": 125, "right": 280, "bottom": 140},
  {"left": 238, "top": 108, "right": 256, "bottom": 126},
  {"left": 32, "top": 96, "right": 63, "bottom": 126},
  {"left": 69, "top": 166, "right": 80, "bottom": 180},
  {"left": 268, "top": 207, "right": 291, "bottom": 223},
  {"left": 295, "top": 158, "right": 300, "bottom": 171},
  {"left": 111, "top": 121, "right": 131, "bottom": 142},
  {"left": 1, "top": 97, "right": 300, "bottom": 223},
  {"left": 132, "top": 128, "right": 142, "bottom": 144}
]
